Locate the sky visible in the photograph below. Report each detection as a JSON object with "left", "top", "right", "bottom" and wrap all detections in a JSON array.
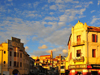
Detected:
[{"left": 0, "top": 0, "right": 100, "bottom": 58}]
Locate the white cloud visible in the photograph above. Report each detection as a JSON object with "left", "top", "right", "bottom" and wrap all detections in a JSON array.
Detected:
[
  {"left": 98, "top": 0, "right": 100, "bottom": 5},
  {"left": 58, "top": 22, "right": 66, "bottom": 27},
  {"left": 75, "top": 5, "right": 82, "bottom": 8},
  {"left": 50, "top": 12, "right": 54, "bottom": 15},
  {"left": 46, "top": 48, "right": 56, "bottom": 53},
  {"left": 33, "top": 2, "right": 40, "bottom": 8},
  {"left": 62, "top": 49, "right": 68, "bottom": 54},
  {"left": 91, "top": 10, "right": 95, "bottom": 13},
  {"left": 59, "top": 8, "right": 86, "bottom": 22},
  {"left": 50, "top": 5, "right": 57, "bottom": 10},
  {"left": 45, "top": 28, "right": 71, "bottom": 46},
  {"left": 8, "top": 0, "right": 12, "bottom": 1},
  {"left": 38, "top": 45, "right": 48, "bottom": 49},
  {"left": 44, "top": 17, "right": 58, "bottom": 20},
  {"left": 90, "top": 16, "right": 100, "bottom": 24},
  {"left": 25, "top": 46, "right": 29, "bottom": 51}
]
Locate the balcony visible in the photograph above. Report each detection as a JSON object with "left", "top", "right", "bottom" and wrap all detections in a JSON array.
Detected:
[
  {"left": 73, "top": 56, "right": 84, "bottom": 63},
  {"left": 72, "top": 40, "right": 85, "bottom": 47}
]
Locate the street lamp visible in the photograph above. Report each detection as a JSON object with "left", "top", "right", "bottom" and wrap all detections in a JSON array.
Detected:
[{"left": 0, "top": 50, "right": 3, "bottom": 75}]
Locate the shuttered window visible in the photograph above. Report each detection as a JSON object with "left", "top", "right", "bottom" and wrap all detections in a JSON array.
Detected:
[
  {"left": 92, "top": 34, "right": 97, "bottom": 42},
  {"left": 77, "top": 35, "right": 81, "bottom": 44},
  {"left": 92, "top": 49, "right": 96, "bottom": 57}
]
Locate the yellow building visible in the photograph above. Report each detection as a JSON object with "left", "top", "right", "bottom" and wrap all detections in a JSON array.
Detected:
[
  {"left": 67, "top": 20, "right": 100, "bottom": 75},
  {"left": 0, "top": 37, "right": 30, "bottom": 75}
]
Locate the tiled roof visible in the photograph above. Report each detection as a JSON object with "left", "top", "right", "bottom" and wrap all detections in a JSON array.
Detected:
[{"left": 88, "top": 26, "right": 100, "bottom": 32}]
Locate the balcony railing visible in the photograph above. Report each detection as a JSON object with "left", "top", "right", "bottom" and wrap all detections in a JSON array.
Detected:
[
  {"left": 73, "top": 56, "right": 84, "bottom": 63},
  {"left": 72, "top": 40, "right": 85, "bottom": 47}
]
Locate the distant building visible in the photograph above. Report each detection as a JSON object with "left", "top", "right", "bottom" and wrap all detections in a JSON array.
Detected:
[
  {"left": 29, "top": 57, "right": 35, "bottom": 75},
  {"left": 0, "top": 37, "right": 30, "bottom": 75},
  {"left": 67, "top": 20, "right": 100, "bottom": 75}
]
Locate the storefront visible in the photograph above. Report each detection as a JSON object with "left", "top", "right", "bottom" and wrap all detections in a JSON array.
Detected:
[{"left": 68, "top": 64, "right": 100, "bottom": 75}]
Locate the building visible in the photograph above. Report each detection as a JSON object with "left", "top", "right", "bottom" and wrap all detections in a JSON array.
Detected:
[
  {"left": 0, "top": 37, "right": 30, "bottom": 75},
  {"left": 29, "top": 57, "right": 35, "bottom": 75},
  {"left": 67, "top": 20, "right": 100, "bottom": 75}
]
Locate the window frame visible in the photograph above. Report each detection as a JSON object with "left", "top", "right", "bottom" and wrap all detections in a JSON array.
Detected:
[
  {"left": 92, "top": 49, "right": 96, "bottom": 57},
  {"left": 77, "top": 50, "right": 81, "bottom": 57},
  {"left": 92, "top": 34, "right": 97, "bottom": 42},
  {"left": 77, "top": 35, "right": 81, "bottom": 44}
]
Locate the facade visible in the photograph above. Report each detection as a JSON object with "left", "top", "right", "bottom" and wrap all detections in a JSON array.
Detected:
[
  {"left": 67, "top": 20, "right": 100, "bottom": 75},
  {"left": 29, "top": 57, "right": 35, "bottom": 75},
  {"left": 0, "top": 37, "right": 30, "bottom": 75}
]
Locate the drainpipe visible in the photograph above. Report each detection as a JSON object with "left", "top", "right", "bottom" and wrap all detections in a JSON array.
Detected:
[{"left": 87, "top": 29, "right": 89, "bottom": 65}]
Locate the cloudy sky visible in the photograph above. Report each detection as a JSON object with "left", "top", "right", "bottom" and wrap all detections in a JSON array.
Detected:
[{"left": 0, "top": 0, "right": 100, "bottom": 57}]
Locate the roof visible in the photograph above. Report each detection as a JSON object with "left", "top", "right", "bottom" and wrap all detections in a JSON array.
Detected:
[{"left": 88, "top": 26, "right": 100, "bottom": 32}]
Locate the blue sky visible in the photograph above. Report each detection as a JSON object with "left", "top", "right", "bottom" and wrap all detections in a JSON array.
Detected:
[{"left": 0, "top": 0, "right": 100, "bottom": 57}]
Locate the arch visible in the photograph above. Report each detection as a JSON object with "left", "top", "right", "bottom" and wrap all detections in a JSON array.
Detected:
[{"left": 12, "top": 69, "right": 20, "bottom": 75}]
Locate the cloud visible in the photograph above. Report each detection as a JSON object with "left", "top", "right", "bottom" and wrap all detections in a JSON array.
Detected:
[
  {"left": 98, "top": 0, "right": 100, "bottom": 5},
  {"left": 50, "top": 12, "right": 54, "bottom": 15},
  {"left": 38, "top": 45, "right": 48, "bottom": 49},
  {"left": 44, "top": 17, "right": 58, "bottom": 20},
  {"left": 32, "top": 51, "right": 47, "bottom": 56},
  {"left": 25, "top": 46, "right": 29, "bottom": 51},
  {"left": 91, "top": 10, "right": 95, "bottom": 13},
  {"left": 90, "top": 16, "right": 100, "bottom": 24},
  {"left": 45, "top": 28, "right": 71, "bottom": 46},
  {"left": 62, "top": 49, "right": 68, "bottom": 54},
  {"left": 8, "top": 0, "right": 12, "bottom": 1},
  {"left": 50, "top": 5, "right": 57, "bottom": 10},
  {"left": 75, "top": 5, "right": 82, "bottom": 8},
  {"left": 58, "top": 22, "right": 66, "bottom": 27},
  {"left": 46, "top": 48, "right": 56, "bottom": 53},
  {"left": 59, "top": 8, "right": 86, "bottom": 22}
]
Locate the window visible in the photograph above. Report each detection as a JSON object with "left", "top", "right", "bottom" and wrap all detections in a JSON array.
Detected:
[
  {"left": 10, "top": 61, "right": 11, "bottom": 66},
  {"left": 77, "top": 35, "right": 81, "bottom": 44},
  {"left": 17, "top": 62, "right": 19, "bottom": 67},
  {"left": 20, "top": 62, "right": 22, "bottom": 67},
  {"left": 14, "top": 52, "right": 16, "bottom": 57},
  {"left": 10, "top": 51, "right": 12, "bottom": 56},
  {"left": 68, "top": 40, "right": 71, "bottom": 49},
  {"left": 4, "top": 51, "right": 6, "bottom": 54},
  {"left": 92, "top": 34, "right": 97, "bottom": 42},
  {"left": 4, "top": 61, "right": 6, "bottom": 64},
  {"left": 14, "top": 61, "right": 16, "bottom": 67},
  {"left": 77, "top": 50, "right": 81, "bottom": 57},
  {"left": 92, "top": 49, "right": 96, "bottom": 57},
  {"left": 20, "top": 53, "right": 22, "bottom": 58},
  {"left": 17, "top": 53, "right": 19, "bottom": 57}
]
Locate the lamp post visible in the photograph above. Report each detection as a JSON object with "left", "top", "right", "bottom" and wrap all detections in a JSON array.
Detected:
[{"left": 0, "top": 50, "right": 3, "bottom": 75}]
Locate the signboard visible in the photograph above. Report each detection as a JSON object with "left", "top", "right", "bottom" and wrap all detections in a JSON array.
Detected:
[
  {"left": 91, "top": 64, "right": 100, "bottom": 69},
  {"left": 69, "top": 65, "right": 87, "bottom": 69}
]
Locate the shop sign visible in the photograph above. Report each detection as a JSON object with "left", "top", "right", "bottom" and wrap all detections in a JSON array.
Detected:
[
  {"left": 91, "top": 64, "right": 100, "bottom": 69},
  {"left": 69, "top": 64, "right": 87, "bottom": 69}
]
